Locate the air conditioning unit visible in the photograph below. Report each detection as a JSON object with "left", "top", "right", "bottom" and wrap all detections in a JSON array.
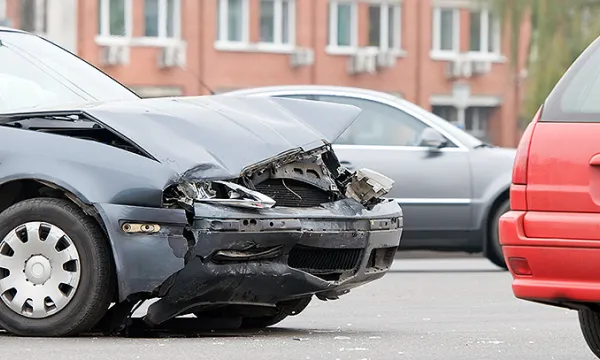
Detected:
[
  {"left": 472, "top": 60, "right": 492, "bottom": 75},
  {"left": 376, "top": 51, "right": 397, "bottom": 68},
  {"left": 445, "top": 56, "right": 473, "bottom": 79},
  {"left": 348, "top": 51, "right": 377, "bottom": 75},
  {"left": 290, "top": 48, "right": 315, "bottom": 68},
  {"left": 157, "top": 45, "right": 186, "bottom": 69},
  {"left": 99, "top": 45, "right": 129, "bottom": 66}
]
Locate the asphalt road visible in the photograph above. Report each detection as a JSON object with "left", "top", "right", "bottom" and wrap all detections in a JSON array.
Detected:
[{"left": 0, "top": 258, "right": 595, "bottom": 360}]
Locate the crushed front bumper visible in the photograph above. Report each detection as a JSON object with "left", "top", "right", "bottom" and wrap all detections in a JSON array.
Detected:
[{"left": 95, "top": 198, "right": 402, "bottom": 326}]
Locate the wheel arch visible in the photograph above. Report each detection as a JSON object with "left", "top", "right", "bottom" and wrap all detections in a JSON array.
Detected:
[
  {"left": 0, "top": 177, "right": 93, "bottom": 214},
  {"left": 481, "top": 186, "right": 510, "bottom": 254},
  {"left": 0, "top": 177, "right": 118, "bottom": 300}
]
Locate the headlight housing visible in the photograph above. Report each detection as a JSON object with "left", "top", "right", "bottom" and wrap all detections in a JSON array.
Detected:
[{"left": 166, "top": 180, "right": 276, "bottom": 209}]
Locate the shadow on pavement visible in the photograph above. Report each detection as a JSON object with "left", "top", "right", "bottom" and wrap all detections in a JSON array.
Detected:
[{"left": 0, "top": 318, "right": 386, "bottom": 339}]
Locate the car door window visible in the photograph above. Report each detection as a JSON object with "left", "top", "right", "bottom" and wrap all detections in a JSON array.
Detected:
[{"left": 315, "top": 95, "right": 429, "bottom": 146}]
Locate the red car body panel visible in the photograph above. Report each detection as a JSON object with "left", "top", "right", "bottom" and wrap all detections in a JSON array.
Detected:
[
  {"left": 501, "top": 122, "right": 600, "bottom": 305},
  {"left": 500, "top": 35, "right": 600, "bottom": 309},
  {"left": 500, "top": 211, "right": 600, "bottom": 304}
]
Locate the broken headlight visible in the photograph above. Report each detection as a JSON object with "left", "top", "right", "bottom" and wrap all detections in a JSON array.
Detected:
[{"left": 166, "top": 181, "right": 276, "bottom": 210}]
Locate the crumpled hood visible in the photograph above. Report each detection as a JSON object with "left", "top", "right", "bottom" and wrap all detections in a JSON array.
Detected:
[{"left": 76, "top": 95, "right": 362, "bottom": 180}]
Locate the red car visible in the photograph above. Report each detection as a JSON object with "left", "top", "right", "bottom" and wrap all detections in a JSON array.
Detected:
[{"left": 500, "top": 36, "right": 600, "bottom": 358}]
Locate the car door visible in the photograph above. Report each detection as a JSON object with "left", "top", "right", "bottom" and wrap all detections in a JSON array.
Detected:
[{"left": 281, "top": 94, "right": 473, "bottom": 245}]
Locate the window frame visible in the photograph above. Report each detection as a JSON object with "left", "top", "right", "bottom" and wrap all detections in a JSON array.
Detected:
[
  {"left": 326, "top": 0, "right": 358, "bottom": 55},
  {"left": 464, "top": 106, "right": 491, "bottom": 140},
  {"left": 258, "top": 0, "right": 295, "bottom": 49},
  {"left": 143, "top": 0, "right": 182, "bottom": 41},
  {"left": 467, "top": 8, "right": 501, "bottom": 58},
  {"left": 97, "top": 0, "right": 133, "bottom": 40},
  {"left": 215, "top": 0, "right": 250, "bottom": 48},
  {"left": 0, "top": 0, "right": 6, "bottom": 21},
  {"left": 367, "top": 1, "right": 402, "bottom": 53},
  {"left": 431, "top": 6, "right": 460, "bottom": 59},
  {"left": 18, "top": 0, "right": 47, "bottom": 35}
]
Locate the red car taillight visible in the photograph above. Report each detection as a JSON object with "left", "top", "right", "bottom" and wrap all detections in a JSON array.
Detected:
[{"left": 510, "top": 106, "right": 542, "bottom": 211}]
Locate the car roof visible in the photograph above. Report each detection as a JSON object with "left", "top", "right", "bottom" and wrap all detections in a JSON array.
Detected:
[{"left": 225, "top": 85, "right": 406, "bottom": 103}]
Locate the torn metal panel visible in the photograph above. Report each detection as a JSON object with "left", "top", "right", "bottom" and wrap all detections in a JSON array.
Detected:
[{"left": 345, "top": 168, "right": 395, "bottom": 206}]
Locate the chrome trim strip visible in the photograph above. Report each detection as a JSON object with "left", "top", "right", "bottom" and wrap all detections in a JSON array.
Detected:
[{"left": 394, "top": 198, "right": 472, "bottom": 205}]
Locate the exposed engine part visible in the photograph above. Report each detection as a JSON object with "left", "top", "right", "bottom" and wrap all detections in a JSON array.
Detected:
[
  {"left": 240, "top": 146, "right": 329, "bottom": 178},
  {"left": 345, "top": 168, "right": 394, "bottom": 206},
  {"left": 254, "top": 178, "right": 333, "bottom": 208},
  {"left": 269, "top": 161, "right": 338, "bottom": 192},
  {"left": 248, "top": 159, "right": 339, "bottom": 194},
  {"left": 321, "top": 149, "right": 353, "bottom": 186}
]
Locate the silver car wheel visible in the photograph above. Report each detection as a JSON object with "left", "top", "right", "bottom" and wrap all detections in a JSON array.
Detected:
[{"left": 0, "top": 221, "right": 81, "bottom": 319}]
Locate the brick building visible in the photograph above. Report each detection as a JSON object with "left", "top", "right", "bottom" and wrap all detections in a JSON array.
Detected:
[{"left": 1, "top": 0, "right": 530, "bottom": 146}]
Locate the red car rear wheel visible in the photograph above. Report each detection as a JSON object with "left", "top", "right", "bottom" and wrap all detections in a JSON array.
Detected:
[{"left": 579, "top": 308, "right": 600, "bottom": 359}]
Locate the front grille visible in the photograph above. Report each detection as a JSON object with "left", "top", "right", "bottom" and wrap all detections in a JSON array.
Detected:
[
  {"left": 288, "top": 245, "right": 363, "bottom": 274},
  {"left": 254, "top": 179, "right": 332, "bottom": 207}
]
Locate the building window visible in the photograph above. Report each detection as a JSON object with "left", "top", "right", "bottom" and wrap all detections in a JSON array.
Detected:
[
  {"left": 328, "top": 1, "right": 357, "bottom": 49},
  {"left": 98, "top": 0, "right": 132, "bottom": 37},
  {"left": 465, "top": 106, "right": 493, "bottom": 141},
  {"left": 432, "top": 105, "right": 458, "bottom": 124},
  {"left": 144, "top": 0, "right": 181, "bottom": 39},
  {"left": 431, "top": 7, "right": 459, "bottom": 54},
  {"left": 259, "top": 0, "right": 294, "bottom": 46},
  {"left": 432, "top": 105, "right": 494, "bottom": 142},
  {"left": 20, "top": 0, "right": 48, "bottom": 34},
  {"left": 469, "top": 9, "right": 501, "bottom": 55},
  {"left": 217, "top": 0, "right": 249, "bottom": 43},
  {"left": 0, "top": 0, "right": 6, "bottom": 20},
  {"left": 368, "top": 2, "right": 402, "bottom": 51}
]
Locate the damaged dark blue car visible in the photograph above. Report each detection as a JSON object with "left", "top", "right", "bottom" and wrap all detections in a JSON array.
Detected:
[{"left": 0, "top": 28, "right": 403, "bottom": 337}]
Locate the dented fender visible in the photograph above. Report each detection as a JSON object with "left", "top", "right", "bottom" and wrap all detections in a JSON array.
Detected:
[{"left": 93, "top": 202, "right": 189, "bottom": 302}]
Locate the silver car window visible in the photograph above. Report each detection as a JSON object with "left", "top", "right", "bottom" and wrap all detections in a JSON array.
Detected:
[{"left": 314, "top": 95, "right": 431, "bottom": 147}]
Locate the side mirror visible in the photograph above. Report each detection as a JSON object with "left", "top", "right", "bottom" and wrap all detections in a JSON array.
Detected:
[{"left": 417, "top": 128, "right": 447, "bottom": 149}]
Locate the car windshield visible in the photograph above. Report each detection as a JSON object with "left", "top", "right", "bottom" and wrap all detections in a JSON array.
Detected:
[{"left": 0, "top": 31, "right": 139, "bottom": 113}]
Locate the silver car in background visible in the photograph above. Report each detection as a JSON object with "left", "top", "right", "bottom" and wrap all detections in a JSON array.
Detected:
[{"left": 224, "top": 86, "right": 516, "bottom": 268}]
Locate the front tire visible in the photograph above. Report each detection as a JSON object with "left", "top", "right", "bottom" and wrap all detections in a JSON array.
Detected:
[
  {"left": 240, "top": 312, "right": 289, "bottom": 329},
  {"left": 486, "top": 199, "right": 510, "bottom": 269},
  {"left": 579, "top": 309, "right": 600, "bottom": 358},
  {"left": 0, "top": 198, "right": 114, "bottom": 337}
]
